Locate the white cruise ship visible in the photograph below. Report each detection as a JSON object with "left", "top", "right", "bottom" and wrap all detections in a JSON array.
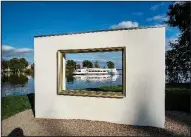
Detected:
[{"left": 73, "top": 68, "right": 118, "bottom": 75}]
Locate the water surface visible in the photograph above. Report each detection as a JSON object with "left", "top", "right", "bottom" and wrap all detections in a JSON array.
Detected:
[
  {"left": 1, "top": 73, "right": 34, "bottom": 97},
  {"left": 65, "top": 70, "right": 122, "bottom": 90},
  {"left": 2, "top": 70, "right": 122, "bottom": 97}
]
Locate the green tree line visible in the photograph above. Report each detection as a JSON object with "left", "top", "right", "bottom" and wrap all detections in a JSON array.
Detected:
[
  {"left": 66, "top": 60, "right": 115, "bottom": 73},
  {"left": 1, "top": 58, "right": 34, "bottom": 73}
]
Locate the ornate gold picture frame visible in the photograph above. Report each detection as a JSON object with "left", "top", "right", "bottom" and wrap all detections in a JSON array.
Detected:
[{"left": 57, "top": 46, "right": 126, "bottom": 98}]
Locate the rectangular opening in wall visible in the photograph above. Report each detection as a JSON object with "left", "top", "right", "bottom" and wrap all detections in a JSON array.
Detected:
[{"left": 57, "top": 47, "right": 126, "bottom": 98}]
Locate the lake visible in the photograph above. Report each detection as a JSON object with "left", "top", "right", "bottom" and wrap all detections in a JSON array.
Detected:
[
  {"left": 2, "top": 70, "right": 122, "bottom": 97},
  {"left": 1, "top": 73, "right": 34, "bottom": 97},
  {"left": 66, "top": 70, "right": 122, "bottom": 90}
]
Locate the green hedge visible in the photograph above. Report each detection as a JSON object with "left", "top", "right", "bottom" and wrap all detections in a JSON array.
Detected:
[
  {"left": 165, "top": 88, "right": 190, "bottom": 113},
  {"left": 166, "top": 83, "right": 190, "bottom": 89}
]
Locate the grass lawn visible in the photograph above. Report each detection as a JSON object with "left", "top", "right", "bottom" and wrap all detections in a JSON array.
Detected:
[
  {"left": 2, "top": 93, "right": 34, "bottom": 120},
  {"left": 2, "top": 85, "right": 190, "bottom": 120}
]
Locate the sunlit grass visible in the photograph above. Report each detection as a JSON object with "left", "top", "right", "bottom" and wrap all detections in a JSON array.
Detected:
[{"left": 2, "top": 94, "right": 32, "bottom": 120}]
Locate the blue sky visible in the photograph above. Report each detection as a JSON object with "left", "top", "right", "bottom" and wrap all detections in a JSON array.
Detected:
[
  {"left": 2, "top": 1, "right": 179, "bottom": 64},
  {"left": 66, "top": 51, "right": 122, "bottom": 69}
]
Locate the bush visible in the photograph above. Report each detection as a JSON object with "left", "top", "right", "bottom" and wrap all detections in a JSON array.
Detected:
[{"left": 165, "top": 88, "right": 190, "bottom": 113}]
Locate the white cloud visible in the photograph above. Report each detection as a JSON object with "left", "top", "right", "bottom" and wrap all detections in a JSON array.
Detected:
[
  {"left": 168, "top": 38, "right": 178, "bottom": 44},
  {"left": 132, "top": 12, "right": 143, "bottom": 16},
  {"left": 110, "top": 21, "right": 139, "bottom": 29},
  {"left": 67, "top": 58, "right": 121, "bottom": 63},
  {"left": 166, "top": 36, "right": 179, "bottom": 51},
  {"left": 150, "top": 2, "right": 164, "bottom": 11},
  {"left": 147, "top": 14, "right": 168, "bottom": 22},
  {"left": 153, "top": 24, "right": 167, "bottom": 27},
  {"left": 16, "top": 48, "right": 33, "bottom": 53},
  {"left": 173, "top": 1, "right": 184, "bottom": 5},
  {"left": 2, "top": 45, "right": 15, "bottom": 51},
  {"left": 2, "top": 45, "right": 33, "bottom": 57}
]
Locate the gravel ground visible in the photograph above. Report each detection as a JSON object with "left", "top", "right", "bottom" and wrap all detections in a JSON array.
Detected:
[{"left": 2, "top": 109, "right": 191, "bottom": 136}]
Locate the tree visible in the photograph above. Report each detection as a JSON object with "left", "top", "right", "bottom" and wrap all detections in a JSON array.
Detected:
[
  {"left": 19, "top": 58, "right": 28, "bottom": 71},
  {"left": 106, "top": 61, "right": 115, "bottom": 68},
  {"left": 66, "top": 60, "right": 77, "bottom": 72},
  {"left": 9, "top": 58, "right": 29, "bottom": 72},
  {"left": 165, "top": 2, "right": 191, "bottom": 83},
  {"left": 82, "top": 60, "right": 93, "bottom": 68},
  {"left": 31, "top": 63, "right": 35, "bottom": 71},
  {"left": 9, "top": 73, "right": 28, "bottom": 86},
  {"left": 1, "top": 60, "right": 9, "bottom": 71},
  {"left": 9, "top": 58, "right": 21, "bottom": 72},
  {"left": 94, "top": 61, "right": 100, "bottom": 68}
]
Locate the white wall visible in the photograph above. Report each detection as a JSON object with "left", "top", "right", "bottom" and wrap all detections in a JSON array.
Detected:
[{"left": 34, "top": 27, "right": 165, "bottom": 128}]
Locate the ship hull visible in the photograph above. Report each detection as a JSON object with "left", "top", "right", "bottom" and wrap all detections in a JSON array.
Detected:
[{"left": 73, "top": 68, "right": 118, "bottom": 75}]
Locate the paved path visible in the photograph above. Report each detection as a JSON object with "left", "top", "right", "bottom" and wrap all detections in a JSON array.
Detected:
[{"left": 2, "top": 109, "right": 191, "bottom": 136}]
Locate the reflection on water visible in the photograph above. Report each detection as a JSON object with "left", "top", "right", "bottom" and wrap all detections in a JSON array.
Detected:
[
  {"left": 2, "top": 73, "right": 28, "bottom": 86},
  {"left": 1, "top": 72, "right": 34, "bottom": 97},
  {"left": 73, "top": 75, "right": 119, "bottom": 82},
  {"left": 66, "top": 70, "right": 122, "bottom": 90},
  {"left": 2, "top": 70, "right": 122, "bottom": 97},
  {"left": 66, "top": 75, "right": 75, "bottom": 84}
]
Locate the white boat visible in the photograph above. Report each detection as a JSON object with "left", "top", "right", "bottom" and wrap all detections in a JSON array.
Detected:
[
  {"left": 73, "top": 74, "right": 119, "bottom": 82},
  {"left": 73, "top": 68, "right": 118, "bottom": 75}
]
